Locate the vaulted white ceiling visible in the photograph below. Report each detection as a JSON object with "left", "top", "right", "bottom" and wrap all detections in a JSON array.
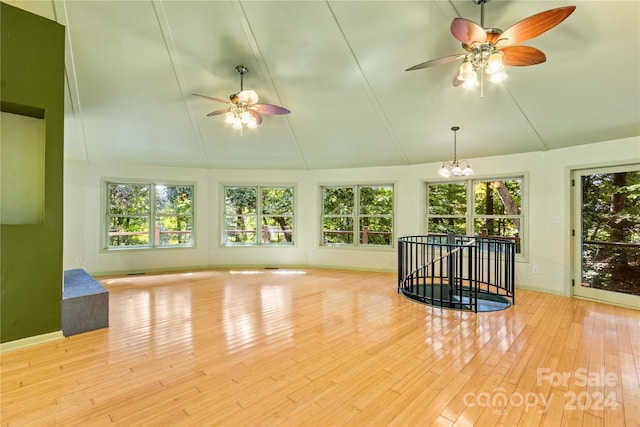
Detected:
[{"left": 7, "top": 0, "right": 640, "bottom": 170}]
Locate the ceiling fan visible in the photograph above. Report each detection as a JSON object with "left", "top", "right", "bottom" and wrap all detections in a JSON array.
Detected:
[
  {"left": 193, "top": 65, "right": 290, "bottom": 130},
  {"left": 406, "top": 0, "right": 576, "bottom": 93}
]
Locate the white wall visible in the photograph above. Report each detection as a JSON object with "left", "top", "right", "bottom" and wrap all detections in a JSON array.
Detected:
[
  {"left": 64, "top": 161, "right": 211, "bottom": 274},
  {"left": 64, "top": 136, "right": 640, "bottom": 296}
]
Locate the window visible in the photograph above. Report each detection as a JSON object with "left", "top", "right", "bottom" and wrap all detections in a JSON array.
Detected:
[
  {"left": 223, "top": 185, "right": 294, "bottom": 246},
  {"left": 321, "top": 184, "right": 393, "bottom": 247},
  {"left": 426, "top": 182, "right": 468, "bottom": 235},
  {"left": 426, "top": 178, "right": 524, "bottom": 254},
  {"left": 106, "top": 182, "right": 193, "bottom": 249}
]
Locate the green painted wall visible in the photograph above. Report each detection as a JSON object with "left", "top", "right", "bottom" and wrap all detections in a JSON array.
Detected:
[{"left": 1, "top": 2, "right": 65, "bottom": 342}]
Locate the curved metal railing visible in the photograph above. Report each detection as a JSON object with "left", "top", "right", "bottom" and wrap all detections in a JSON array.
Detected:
[{"left": 398, "top": 234, "right": 515, "bottom": 312}]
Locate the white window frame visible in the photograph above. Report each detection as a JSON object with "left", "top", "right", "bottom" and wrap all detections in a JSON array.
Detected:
[
  {"left": 104, "top": 180, "right": 195, "bottom": 250},
  {"left": 221, "top": 184, "right": 295, "bottom": 247},
  {"left": 320, "top": 183, "right": 395, "bottom": 248},
  {"left": 425, "top": 176, "right": 526, "bottom": 258}
]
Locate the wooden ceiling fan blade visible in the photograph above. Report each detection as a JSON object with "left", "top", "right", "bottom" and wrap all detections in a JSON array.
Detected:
[
  {"left": 206, "top": 107, "right": 230, "bottom": 117},
  {"left": 450, "top": 18, "right": 486, "bottom": 45},
  {"left": 501, "top": 46, "right": 546, "bottom": 66},
  {"left": 254, "top": 104, "right": 291, "bottom": 115},
  {"left": 192, "top": 93, "right": 231, "bottom": 104},
  {"left": 499, "top": 6, "right": 576, "bottom": 46},
  {"left": 405, "top": 54, "right": 464, "bottom": 71},
  {"left": 250, "top": 110, "right": 263, "bottom": 125}
]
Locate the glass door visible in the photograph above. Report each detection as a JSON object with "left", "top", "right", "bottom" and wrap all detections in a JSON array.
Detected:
[{"left": 572, "top": 165, "right": 640, "bottom": 307}]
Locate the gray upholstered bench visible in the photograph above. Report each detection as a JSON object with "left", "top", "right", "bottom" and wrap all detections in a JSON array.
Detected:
[{"left": 61, "top": 269, "right": 109, "bottom": 336}]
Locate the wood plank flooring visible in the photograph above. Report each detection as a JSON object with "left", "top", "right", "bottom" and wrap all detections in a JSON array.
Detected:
[{"left": 1, "top": 268, "right": 639, "bottom": 426}]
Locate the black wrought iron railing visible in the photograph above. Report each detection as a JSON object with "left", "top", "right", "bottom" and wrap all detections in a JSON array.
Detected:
[{"left": 397, "top": 234, "right": 515, "bottom": 312}]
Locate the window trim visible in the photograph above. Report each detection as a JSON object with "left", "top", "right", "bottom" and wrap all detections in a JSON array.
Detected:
[
  {"left": 220, "top": 183, "right": 296, "bottom": 247},
  {"left": 102, "top": 178, "right": 195, "bottom": 251},
  {"left": 320, "top": 183, "right": 395, "bottom": 249},
  {"left": 424, "top": 174, "right": 527, "bottom": 260}
]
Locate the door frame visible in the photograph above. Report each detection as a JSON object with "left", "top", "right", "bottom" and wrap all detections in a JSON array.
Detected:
[{"left": 571, "top": 164, "right": 640, "bottom": 308}]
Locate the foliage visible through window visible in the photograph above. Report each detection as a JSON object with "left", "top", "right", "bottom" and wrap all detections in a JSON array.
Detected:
[
  {"left": 107, "top": 182, "right": 193, "bottom": 248},
  {"left": 581, "top": 171, "right": 640, "bottom": 295},
  {"left": 427, "top": 178, "right": 523, "bottom": 253},
  {"left": 322, "top": 185, "right": 393, "bottom": 247},
  {"left": 224, "top": 186, "right": 294, "bottom": 245},
  {"left": 427, "top": 182, "right": 467, "bottom": 235}
]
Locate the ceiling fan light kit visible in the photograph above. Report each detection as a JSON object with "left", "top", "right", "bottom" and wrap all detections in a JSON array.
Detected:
[
  {"left": 406, "top": 0, "right": 576, "bottom": 177},
  {"left": 193, "top": 65, "right": 290, "bottom": 132},
  {"left": 407, "top": 0, "right": 576, "bottom": 96}
]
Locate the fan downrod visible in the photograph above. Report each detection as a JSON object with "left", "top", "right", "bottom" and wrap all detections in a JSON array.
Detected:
[
  {"left": 234, "top": 65, "right": 248, "bottom": 93},
  {"left": 472, "top": 0, "right": 492, "bottom": 29}
]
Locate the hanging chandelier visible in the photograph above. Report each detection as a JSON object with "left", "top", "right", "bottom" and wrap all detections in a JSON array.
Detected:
[{"left": 439, "top": 126, "right": 473, "bottom": 178}]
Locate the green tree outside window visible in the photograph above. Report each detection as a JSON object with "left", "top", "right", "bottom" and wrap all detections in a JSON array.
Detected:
[{"left": 106, "top": 182, "right": 193, "bottom": 248}]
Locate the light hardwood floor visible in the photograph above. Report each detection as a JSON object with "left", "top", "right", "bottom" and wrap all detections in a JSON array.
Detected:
[{"left": 1, "top": 268, "right": 639, "bottom": 426}]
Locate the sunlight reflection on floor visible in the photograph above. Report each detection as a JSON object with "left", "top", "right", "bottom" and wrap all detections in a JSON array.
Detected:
[{"left": 229, "top": 269, "right": 307, "bottom": 275}]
